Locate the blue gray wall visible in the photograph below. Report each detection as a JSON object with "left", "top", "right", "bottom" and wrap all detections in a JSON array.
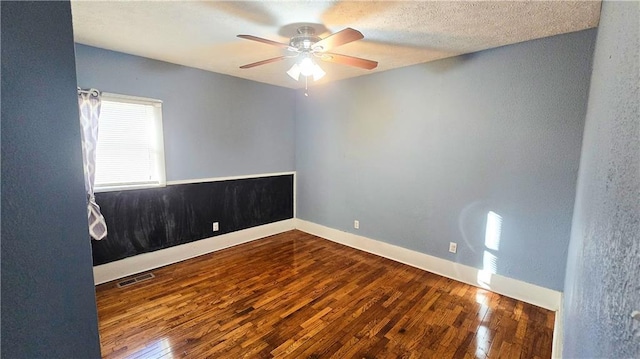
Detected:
[
  {"left": 1, "top": 2, "right": 101, "bottom": 358},
  {"left": 296, "top": 30, "right": 596, "bottom": 291},
  {"left": 563, "top": 1, "right": 640, "bottom": 358},
  {"left": 74, "top": 44, "right": 295, "bottom": 181}
]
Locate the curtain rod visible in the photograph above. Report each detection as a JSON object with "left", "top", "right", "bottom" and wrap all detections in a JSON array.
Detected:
[{"left": 77, "top": 87, "right": 100, "bottom": 97}]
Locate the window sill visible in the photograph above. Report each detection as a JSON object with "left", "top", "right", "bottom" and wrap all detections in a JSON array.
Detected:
[{"left": 95, "top": 183, "right": 167, "bottom": 193}]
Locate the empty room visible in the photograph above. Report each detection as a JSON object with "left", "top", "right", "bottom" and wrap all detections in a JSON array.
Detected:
[{"left": 2, "top": 1, "right": 638, "bottom": 359}]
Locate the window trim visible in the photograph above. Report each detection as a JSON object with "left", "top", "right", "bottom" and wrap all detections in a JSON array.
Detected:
[{"left": 94, "top": 92, "right": 167, "bottom": 193}]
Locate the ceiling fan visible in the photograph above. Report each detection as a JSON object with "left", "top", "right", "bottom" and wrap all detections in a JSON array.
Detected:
[{"left": 237, "top": 26, "right": 378, "bottom": 83}]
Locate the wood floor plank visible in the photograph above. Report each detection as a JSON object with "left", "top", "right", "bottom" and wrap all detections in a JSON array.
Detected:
[{"left": 96, "top": 230, "right": 554, "bottom": 358}]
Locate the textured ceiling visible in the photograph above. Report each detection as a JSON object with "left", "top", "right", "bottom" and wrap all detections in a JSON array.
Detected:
[{"left": 71, "top": 1, "right": 601, "bottom": 89}]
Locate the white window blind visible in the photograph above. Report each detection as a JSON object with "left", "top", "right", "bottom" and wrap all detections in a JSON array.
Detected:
[{"left": 95, "top": 93, "right": 166, "bottom": 191}]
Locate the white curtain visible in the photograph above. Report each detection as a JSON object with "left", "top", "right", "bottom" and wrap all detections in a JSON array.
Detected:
[{"left": 78, "top": 88, "right": 108, "bottom": 240}]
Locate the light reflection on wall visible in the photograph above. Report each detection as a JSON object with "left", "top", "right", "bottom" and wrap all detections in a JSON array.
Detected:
[
  {"left": 477, "top": 211, "right": 503, "bottom": 289},
  {"left": 484, "top": 211, "right": 502, "bottom": 251}
]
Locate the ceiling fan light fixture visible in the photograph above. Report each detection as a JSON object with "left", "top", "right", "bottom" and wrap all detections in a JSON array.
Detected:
[
  {"left": 312, "top": 64, "right": 326, "bottom": 81},
  {"left": 299, "top": 56, "right": 316, "bottom": 77},
  {"left": 288, "top": 55, "right": 325, "bottom": 82},
  {"left": 286, "top": 63, "right": 301, "bottom": 81}
]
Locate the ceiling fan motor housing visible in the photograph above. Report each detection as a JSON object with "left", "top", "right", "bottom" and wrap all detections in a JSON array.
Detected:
[{"left": 289, "top": 26, "right": 322, "bottom": 51}]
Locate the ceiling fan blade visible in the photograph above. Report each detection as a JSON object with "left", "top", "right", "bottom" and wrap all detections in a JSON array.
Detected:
[
  {"left": 319, "top": 52, "right": 378, "bottom": 70},
  {"left": 237, "top": 34, "right": 291, "bottom": 49},
  {"left": 312, "top": 28, "right": 364, "bottom": 52},
  {"left": 239, "top": 56, "right": 288, "bottom": 69}
]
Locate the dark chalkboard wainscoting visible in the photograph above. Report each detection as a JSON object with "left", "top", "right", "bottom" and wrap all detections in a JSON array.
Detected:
[{"left": 91, "top": 174, "right": 294, "bottom": 266}]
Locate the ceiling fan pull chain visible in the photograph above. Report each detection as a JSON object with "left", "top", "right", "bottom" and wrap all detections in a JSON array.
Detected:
[{"left": 304, "top": 76, "right": 309, "bottom": 97}]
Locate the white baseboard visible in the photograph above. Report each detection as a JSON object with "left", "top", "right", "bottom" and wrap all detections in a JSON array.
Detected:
[
  {"left": 294, "top": 219, "right": 562, "bottom": 311},
  {"left": 552, "top": 298, "right": 564, "bottom": 358},
  {"left": 93, "top": 219, "right": 295, "bottom": 285}
]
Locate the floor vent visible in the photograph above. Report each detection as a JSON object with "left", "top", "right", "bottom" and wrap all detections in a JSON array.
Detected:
[{"left": 117, "top": 272, "right": 155, "bottom": 288}]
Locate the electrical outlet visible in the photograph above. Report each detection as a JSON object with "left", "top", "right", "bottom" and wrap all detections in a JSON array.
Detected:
[
  {"left": 213, "top": 222, "right": 219, "bottom": 232},
  {"left": 449, "top": 242, "right": 457, "bottom": 253},
  {"left": 354, "top": 220, "right": 360, "bottom": 229}
]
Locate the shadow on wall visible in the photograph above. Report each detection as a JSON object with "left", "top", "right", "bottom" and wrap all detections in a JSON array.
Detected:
[{"left": 419, "top": 52, "right": 478, "bottom": 74}]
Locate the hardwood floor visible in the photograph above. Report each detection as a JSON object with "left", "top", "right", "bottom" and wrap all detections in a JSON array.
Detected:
[{"left": 96, "top": 230, "right": 554, "bottom": 359}]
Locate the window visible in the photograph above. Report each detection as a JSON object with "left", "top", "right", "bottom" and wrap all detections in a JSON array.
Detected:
[{"left": 95, "top": 93, "right": 166, "bottom": 191}]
